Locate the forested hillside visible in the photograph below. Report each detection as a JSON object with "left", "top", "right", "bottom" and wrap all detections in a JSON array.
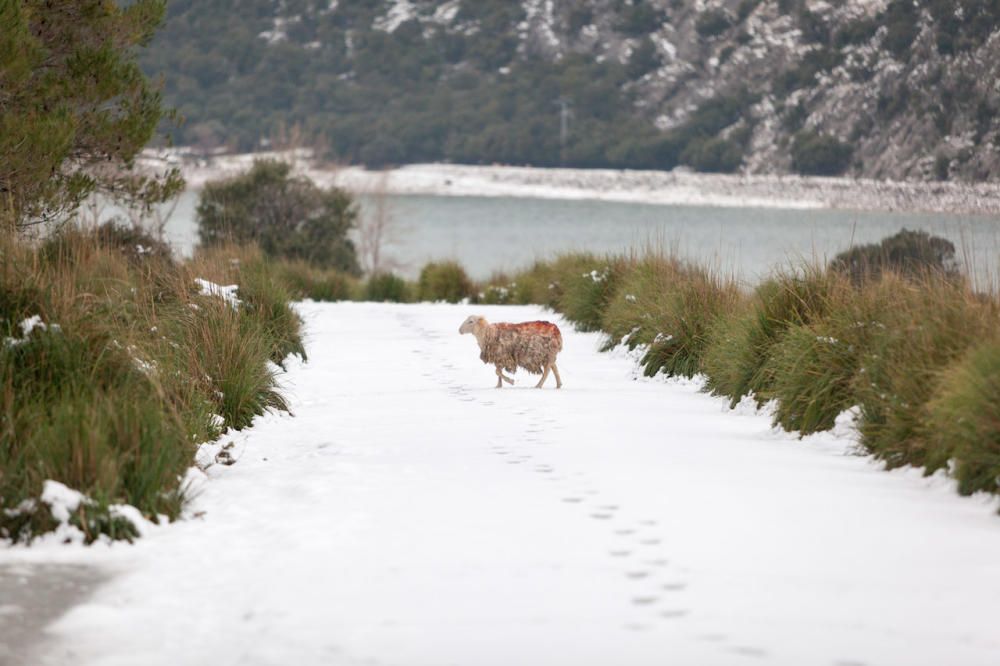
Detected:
[{"left": 142, "top": 0, "right": 1000, "bottom": 180}]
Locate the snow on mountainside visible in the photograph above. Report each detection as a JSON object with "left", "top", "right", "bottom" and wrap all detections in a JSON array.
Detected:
[{"left": 145, "top": 0, "right": 1000, "bottom": 181}]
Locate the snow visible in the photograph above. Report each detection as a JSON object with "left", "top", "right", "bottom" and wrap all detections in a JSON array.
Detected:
[
  {"left": 39, "top": 482, "right": 85, "bottom": 525},
  {"left": 373, "top": 0, "right": 417, "bottom": 33},
  {"left": 5, "top": 302, "right": 1000, "bottom": 665},
  {"left": 194, "top": 278, "right": 241, "bottom": 309},
  {"left": 4, "top": 315, "right": 58, "bottom": 348},
  {"left": 138, "top": 148, "right": 1000, "bottom": 216}
]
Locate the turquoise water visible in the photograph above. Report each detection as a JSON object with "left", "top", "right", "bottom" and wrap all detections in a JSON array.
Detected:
[{"left": 162, "top": 190, "right": 1000, "bottom": 287}]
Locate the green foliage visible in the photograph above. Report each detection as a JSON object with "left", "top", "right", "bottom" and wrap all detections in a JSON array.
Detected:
[
  {"left": 775, "top": 48, "right": 844, "bottom": 95},
  {"left": 197, "top": 160, "right": 360, "bottom": 274},
  {"left": 829, "top": 229, "right": 959, "bottom": 285},
  {"left": 0, "top": 0, "right": 181, "bottom": 232},
  {"left": 139, "top": 2, "right": 678, "bottom": 170},
  {"left": 660, "top": 90, "right": 756, "bottom": 173},
  {"left": 680, "top": 137, "right": 744, "bottom": 173},
  {"left": 364, "top": 273, "right": 411, "bottom": 303},
  {"left": 835, "top": 16, "right": 879, "bottom": 47},
  {"left": 635, "top": 267, "right": 739, "bottom": 379},
  {"left": 702, "top": 268, "right": 835, "bottom": 405},
  {"left": 417, "top": 261, "right": 473, "bottom": 303},
  {"left": 934, "top": 154, "right": 951, "bottom": 181},
  {"left": 276, "top": 261, "right": 358, "bottom": 301},
  {"left": 927, "top": 341, "right": 1000, "bottom": 496},
  {"left": 617, "top": 3, "right": 667, "bottom": 36},
  {"left": 853, "top": 277, "right": 996, "bottom": 471},
  {"left": 882, "top": 0, "right": 920, "bottom": 60},
  {"left": 927, "top": 0, "right": 1000, "bottom": 55},
  {"left": 627, "top": 38, "right": 662, "bottom": 79},
  {"left": 696, "top": 9, "right": 733, "bottom": 38},
  {"left": 1, "top": 232, "right": 300, "bottom": 542},
  {"left": 790, "top": 131, "right": 853, "bottom": 176},
  {"left": 551, "top": 255, "right": 625, "bottom": 332}
]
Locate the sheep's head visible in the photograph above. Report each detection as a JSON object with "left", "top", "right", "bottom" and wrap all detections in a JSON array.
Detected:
[{"left": 459, "top": 315, "right": 486, "bottom": 335}]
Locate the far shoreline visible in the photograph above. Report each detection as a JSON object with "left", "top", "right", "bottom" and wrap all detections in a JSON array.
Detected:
[{"left": 141, "top": 149, "right": 1000, "bottom": 217}]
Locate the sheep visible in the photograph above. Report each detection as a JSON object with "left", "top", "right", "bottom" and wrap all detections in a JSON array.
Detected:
[{"left": 459, "top": 315, "right": 563, "bottom": 389}]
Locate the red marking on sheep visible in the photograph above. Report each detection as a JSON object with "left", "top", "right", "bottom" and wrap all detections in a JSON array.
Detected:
[{"left": 495, "top": 321, "right": 562, "bottom": 341}]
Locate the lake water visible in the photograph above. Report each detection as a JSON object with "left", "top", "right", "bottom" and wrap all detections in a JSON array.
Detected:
[{"left": 162, "top": 190, "right": 1000, "bottom": 288}]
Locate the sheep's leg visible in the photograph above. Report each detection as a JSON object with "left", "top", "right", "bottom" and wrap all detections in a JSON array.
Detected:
[
  {"left": 535, "top": 364, "right": 551, "bottom": 389},
  {"left": 552, "top": 363, "right": 563, "bottom": 389},
  {"left": 495, "top": 365, "right": 514, "bottom": 388}
]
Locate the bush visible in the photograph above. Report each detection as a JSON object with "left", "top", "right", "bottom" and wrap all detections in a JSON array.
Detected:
[
  {"left": 702, "top": 268, "right": 836, "bottom": 406},
  {"left": 680, "top": 137, "right": 744, "bottom": 173},
  {"left": 276, "top": 260, "right": 358, "bottom": 301},
  {"left": 502, "top": 238, "right": 1000, "bottom": 506},
  {"left": 599, "top": 254, "right": 740, "bottom": 378},
  {"left": 829, "top": 228, "right": 960, "bottom": 285},
  {"left": 0, "top": 230, "right": 301, "bottom": 543},
  {"left": 696, "top": 9, "right": 733, "bottom": 38},
  {"left": 926, "top": 341, "right": 1000, "bottom": 495},
  {"left": 882, "top": 0, "right": 920, "bottom": 60},
  {"left": 634, "top": 266, "right": 740, "bottom": 379},
  {"left": 790, "top": 131, "right": 853, "bottom": 176},
  {"left": 617, "top": 4, "right": 666, "bottom": 36},
  {"left": 760, "top": 276, "right": 877, "bottom": 434},
  {"left": 364, "top": 272, "right": 412, "bottom": 302},
  {"left": 550, "top": 254, "right": 626, "bottom": 332},
  {"left": 197, "top": 160, "right": 361, "bottom": 274},
  {"left": 852, "top": 276, "right": 995, "bottom": 471},
  {"left": 417, "top": 261, "right": 473, "bottom": 303}
]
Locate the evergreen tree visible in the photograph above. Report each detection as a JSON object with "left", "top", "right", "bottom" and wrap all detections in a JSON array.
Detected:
[
  {"left": 0, "top": 0, "right": 181, "bottom": 232},
  {"left": 197, "top": 160, "right": 361, "bottom": 275}
]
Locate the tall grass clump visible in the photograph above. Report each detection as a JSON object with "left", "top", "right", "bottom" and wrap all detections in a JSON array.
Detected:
[
  {"left": 275, "top": 259, "right": 358, "bottom": 302},
  {"left": 851, "top": 275, "right": 997, "bottom": 470},
  {"left": 925, "top": 340, "right": 1000, "bottom": 496},
  {"left": 549, "top": 253, "right": 627, "bottom": 332},
  {"left": 364, "top": 272, "right": 412, "bottom": 302},
  {"left": 702, "top": 266, "right": 837, "bottom": 406},
  {"left": 499, "top": 231, "right": 1000, "bottom": 505},
  {"left": 0, "top": 227, "right": 303, "bottom": 543},
  {"left": 417, "top": 261, "right": 473, "bottom": 303},
  {"left": 191, "top": 244, "right": 306, "bottom": 363},
  {"left": 598, "top": 253, "right": 741, "bottom": 378},
  {"left": 474, "top": 263, "right": 566, "bottom": 306}
]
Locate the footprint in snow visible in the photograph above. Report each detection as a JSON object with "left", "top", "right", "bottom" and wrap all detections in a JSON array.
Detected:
[{"left": 729, "top": 646, "right": 768, "bottom": 659}]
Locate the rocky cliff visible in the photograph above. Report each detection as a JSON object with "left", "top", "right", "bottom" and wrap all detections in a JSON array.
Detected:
[{"left": 144, "top": 0, "right": 1000, "bottom": 181}]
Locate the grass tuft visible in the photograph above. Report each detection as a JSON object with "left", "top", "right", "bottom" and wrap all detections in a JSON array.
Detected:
[{"left": 0, "top": 230, "right": 302, "bottom": 543}]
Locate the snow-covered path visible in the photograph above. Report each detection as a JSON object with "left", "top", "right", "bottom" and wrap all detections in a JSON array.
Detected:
[{"left": 8, "top": 302, "right": 1000, "bottom": 666}]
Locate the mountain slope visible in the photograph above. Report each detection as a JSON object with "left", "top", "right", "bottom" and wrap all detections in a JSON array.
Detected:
[{"left": 142, "top": 0, "right": 1000, "bottom": 181}]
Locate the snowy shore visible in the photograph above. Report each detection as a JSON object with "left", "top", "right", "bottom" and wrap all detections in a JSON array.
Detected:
[{"left": 143, "top": 148, "right": 1000, "bottom": 215}]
